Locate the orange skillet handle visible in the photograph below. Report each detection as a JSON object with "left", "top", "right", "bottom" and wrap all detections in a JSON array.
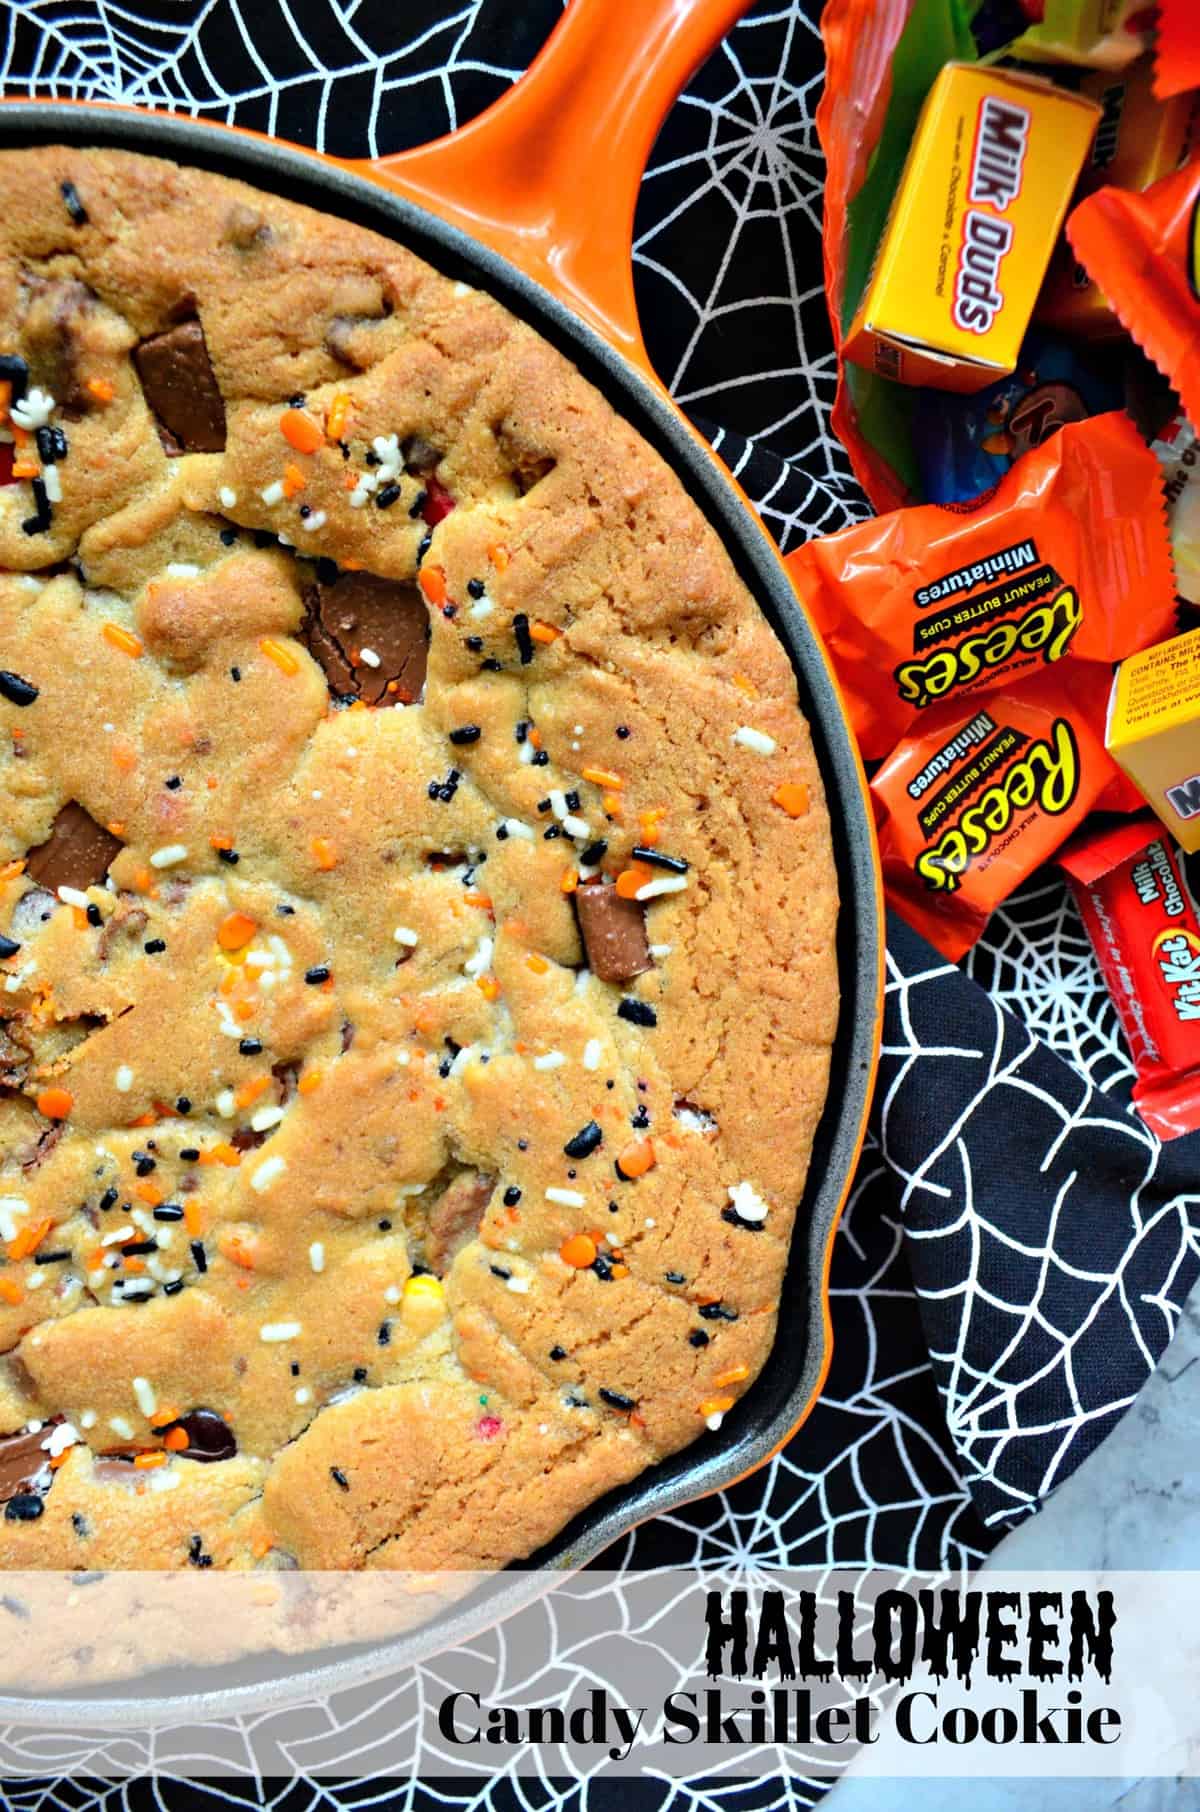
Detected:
[{"left": 340, "top": 0, "right": 753, "bottom": 380}]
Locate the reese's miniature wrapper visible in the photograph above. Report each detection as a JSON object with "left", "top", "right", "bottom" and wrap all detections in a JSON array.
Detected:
[
  {"left": 1067, "top": 156, "right": 1200, "bottom": 430},
  {"left": 1061, "top": 815, "right": 1200, "bottom": 1141},
  {"left": 790, "top": 411, "right": 1176, "bottom": 760},
  {"left": 875, "top": 664, "right": 1134, "bottom": 961}
]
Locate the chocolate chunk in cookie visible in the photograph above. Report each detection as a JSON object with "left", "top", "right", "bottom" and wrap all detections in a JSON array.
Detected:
[
  {"left": 159, "top": 1407, "right": 237, "bottom": 1463},
  {"left": 426, "top": 1172, "right": 494, "bottom": 1272},
  {"left": 574, "top": 880, "right": 651, "bottom": 984},
  {"left": 301, "top": 573, "right": 429, "bottom": 705},
  {"left": 0, "top": 1425, "right": 51, "bottom": 1504},
  {"left": 25, "top": 802, "right": 123, "bottom": 894},
  {"left": 133, "top": 319, "right": 226, "bottom": 453}
]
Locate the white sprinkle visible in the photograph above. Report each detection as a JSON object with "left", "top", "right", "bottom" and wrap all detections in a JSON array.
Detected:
[
  {"left": 549, "top": 789, "right": 569, "bottom": 820},
  {"left": 42, "top": 464, "right": 62, "bottom": 504},
  {"left": 149, "top": 843, "right": 188, "bottom": 869},
  {"left": 453, "top": 281, "right": 473, "bottom": 298},
  {"left": 218, "top": 485, "right": 238, "bottom": 509},
  {"left": 533, "top": 1050, "right": 565, "bottom": 1071},
  {"left": 260, "top": 1320, "right": 301, "bottom": 1343},
  {"left": 260, "top": 480, "right": 284, "bottom": 506},
  {"left": 251, "top": 1103, "right": 285, "bottom": 1133},
  {"left": 706, "top": 1411, "right": 725, "bottom": 1432},
  {"left": 348, "top": 488, "right": 370, "bottom": 509},
  {"left": 468, "top": 597, "right": 493, "bottom": 619},
  {"left": 635, "top": 874, "right": 688, "bottom": 901},
  {"left": 384, "top": 1284, "right": 401, "bottom": 1304},
  {"left": 101, "top": 1225, "right": 135, "bottom": 1247},
  {"left": 308, "top": 1241, "right": 325, "bottom": 1274},
  {"left": 43, "top": 1421, "right": 78, "bottom": 1458},
  {"left": 649, "top": 943, "right": 673, "bottom": 958},
  {"left": 733, "top": 725, "right": 777, "bottom": 756},
  {"left": 215, "top": 1089, "right": 236, "bottom": 1118},
  {"left": 57, "top": 885, "right": 91, "bottom": 909},
  {"left": 295, "top": 1387, "right": 311, "bottom": 1405},
  {"left": 79, "top": 1409, "right": 97, "bottom": 1430},
  {"left": 395, "top": 1180, "right": 426, "bottom": 1196},
  {"left": 166, "top": 562, "right": 201, "bottom": 579},
  {"left": 251, "top": 1155, "right": 287, "bottom": 1194},
  {"left": 108, "top": 1415, "right": 134, "bottom": 1441},
  {"left": 644, "top": 1217, "right": 656, "bottom": 1229},
  {"left": 499, "top": 818, "right": 535, "bottom": 841},
  {"left": 675, "top": 1103, "right": 718, "bottom": 1133},
  {"left": 394, "top": 926, "right": 419, "bottom": 948},
  {"left": 562, "top": 815, "right": 590, "bottom": 840},
  {"left": 582, "top": 1038, "right": 603, "bottom": 1071},
  {"left": 114, "top": 1064, "right": 135, "bottom": 1094},
  {"left": 131, "top": 1376, "right": 157, "bottom": 1418},
  {"left": 506, "top": 1273, "right": 531, "bottom": 1294},
  {"left": 359, "top": 646, "right": 381, "bottom": 668},
  {"left": 148, "top": 1467, "right": 180, "bottom": 1491},
  {"left": 26, "top": 1268, "right": 45, "bottom": 1290},
  {"left": 301, "top": 510, "right": 327, "bottom": 532},
  {"left": 573, "top": 724, "right": 584, "bottom": 736},
  {"left": 0, "top": 1196, "right": 29, "bottom": 1242},
  {"left": 546, "top": 1186, "right": 585, "bottom": 1208},
  {"left": 11, "top": 388, "right": 55, "bottom": 431},
  {"left": 727, "top": 1180, "right": 769, "bottom": 1223},
  {"left": 463, "top": 934, "right": 494, "bottom": 978},
  {"left": 518, "top": 743, "right": 535, "bottom": 765},
  {"left": 448, "top": 1042, "right": 479, "bottom": 1078}
]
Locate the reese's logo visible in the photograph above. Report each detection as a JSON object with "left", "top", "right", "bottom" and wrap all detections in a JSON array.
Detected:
[
  {"left": 895, "top": 585, "right": 1082, "bottom": 710},
  {"left": 915, "top": 717, "right": 1080, "bottom": 892}
]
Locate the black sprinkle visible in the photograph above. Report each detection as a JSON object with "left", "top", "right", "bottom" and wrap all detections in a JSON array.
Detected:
[
  {"left": 4, "top": 1495, "right": 44, "bottom": 1523},
  {"left": 163, "top": 1279, "right": 184, "bottom": 1296},
  {"left": 288, "top": 393, "right": 306, "bottom": 408},
  {"left": 591, "top": 1251, "right": 615, "bottom": 1282},
  {"left": 230, "top": 666, "right": 242, "bottom": 682},
  {"left": 187, "top": 1534, "right": 213, "bottom": 1569},
  {"left": 417, "top": 531, "right": 433, "bottom": 563},
  {"left": 36, "top": 425, "right": 67, "bottom": 464},
  {"left": 664, "top": 1271, "right": 686, "bottom": 1284},
  {"left": 218, "top": 847, "right": 240, "bottom": 866},
  {"left": 71, "top": 1513, "right": 89, "bottom": 1537},
  {"left": 153, "top": 1204, "right": 185, "bottom": 1222},
  {"left": 165, "top": 775, "right": 182, "bottom": 791},
  {"left": 0, "top": 671, "right": 38, "bottom": 708},
  {"left": 86, "top": 904, "right": 102, "bottom": 928},
  {"left": 467, "top": 578, "right": 485, "bottom": 599},
  {"left": 442, "top": 603, "right": 457, "bottom": 619},
  {"left": 0, "top": 355, "right": 28, "bottom": 402},
  {"left": 0, "top": 934, "right": 20, "bottom": 959},
  {"left": 143, "top": 938, "right": 166, "bottom": 955},
  {"left": 408, "top": 489, "right": 428, "bottom": 518},
  {"left": 219, "top": 528, "right": 238, "bottom": 547},
  {"left": 376, "top": 482, "right": 401, "bottom": 510},
  {"left": 549, "top": 1345, "right": 567, "bottom": 1361},
  {"left": 179, "top": 1148, "right": 200, "bottom": 1162},
  {"left": 580, "top": 840, "right": 607, "bottom": 866},
  {"left": 33, "top": 1249, "right": 69, "bottom": 1265},
  {"left": 465, "top": 635, "right": 483, "bottom": 652},
  {"left": 352, "top": 1366, "right": 368, "bottom": 1383},
  {"left": 377, "top": 1320, "right": 392, "bottom": 1346},
  {"left": 723, "top": 1206, "right": 764, "bottom": 1232},
  {"left": 565, "top": 790, "right": 581, "bottom": 812},
  {"left": 517, "top": 1138, "right": 529, "bottom": 1152},
  {"left": 22, "top": 479, "right": 52, "bottom": 536},
  {"left": 489, "top": 1264, "right": 512, "bottom": 1281},
  {"left": 448, "top": 724, "right": 482, "bottom": 746},
  {"left": 239, "top": 1038, "right": 263, "bottom": 1056},
  {"left": 632, "top": 846, "right": 689, "bottom": 874},
  {"left": 60, "top": 179, "right": 89, "bottom": 223},
  {"left": 175, "top": 1097, "right": 192, "bottom": 1114},
  {"left": 699, "top": 1301, "right": 739, "bottom": 1322},
  {"left": 365, "top": 449, "right": 381, "bottom": 467},
  {"left": 330, "top": 1467, "right": 350, "bottom": 1490},
  {"left": 495, "top": 824, "right": 509, "bottom": 841},
  {"left": 616, "top": 725, "right": 631, "bottom": 739},
  {"left": 599, "top": 1388, "right": 635, "bottom": 1413},
  {"left": 98, "top": 1186, "right": 118, "bottom": 1211},
  {"left": 532, "top": 749, "right": 549, "bottom": 766},
  {"left": 566, "top": 1392, "right": 589, "bottom": 1409},
  {"left": 304, "top": 965, "right": 330, "bottom": 985},
  {"left": 121, "top": 1239, "right": 158, "bottom": 1258},
  {"left": 378, "top": 1218, "right": 392, "bottom": 1231},
  {"left": 276, "top": 904, "right": 296, "bottom": 916},
  {"left": 689, "top": 1329, "right": 710, "bottom": 1348},
  {"left": 298, "top": 504, "right": 311, "bottom": 520},
  {"left": 503, "top": 1186, "right": 522, "bottom": 1206},
  {"left": 543, "top": 826, "right": 562, "bottom": 841},
  {"left": 134, "top": 1154, "right": 157, "bottom": 1176},
  {"left": 513, "top": 614, "right": 533, "bottom": 664},
  {"left": 631, "top": 1104, "right": 650, "bottom": 1130},
  {"left": 190, "top": 1239, "right": 207, "bottom": 1273},
  {"left": 481, "top": 657, "right": 502, "bottom": 672},
  {"left": 564, "top": 1120, "right": 603, "bottom": 1160},
  {"left": 617, "top": 998, "right": 657, "bottom": 1028}
]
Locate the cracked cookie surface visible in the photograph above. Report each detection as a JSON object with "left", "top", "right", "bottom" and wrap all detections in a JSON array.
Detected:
[{"left": 0, "top": 148, "right": 838, "bottom": 1575}]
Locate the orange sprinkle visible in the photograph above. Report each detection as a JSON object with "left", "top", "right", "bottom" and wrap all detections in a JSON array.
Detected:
[
  {"left": 163, "top": 1426, "right": 190, "bottom": 1452},
  {"left": 311, "top": 836, "right": 338, "bottom": 871},
  {"left": 280, "top": 408, "right": 324, "bottom": 453},
  {"left": 106, "top": 822, "right": 126, "bottom": 839},
  {"left": 714, "top": 1364, "right": 750, "bottom": 1388},
  {"left": 217, "top": 912, "right": 257, "bottom": 953},
  {"left": 559, "top": 1233, "right": 598, "bottom": 1269},
  {"left": 129, "top": 1110, "right": 157, "bottom": 1128},
  {"left": 488, "top": 542, "right": 510, "bottom": 572},
  {"left": 281, "top": 461, "right": 307, "bottom": 498},
  {"left": 529, "top": 620, "right": 559, "bottom": 645},
  {"left": 0, "top": 381, "right": 10, "bottom": 418},
  {"left": 219, "top": 1231, "right": 257, "bottom": 1270},
  {"left": 250, "top": 1531, "right": 273, "bottom": 1559},
  {"left": 582, "top": 766, "right": 623, "bottom": 790},
  {"left": 475, "top": 974, "right": 501, "bottom": 1002},
  {"left": 134, "top": 1182, "right": 164, "bottom": 1207},
  {"left": 611, "top": 1262, "right": 630, "bottom": 1280},
  {"left": 698, "top": 1395, "right": 735, "bottom": 1419},
  {"left": 772, "top": 781, "right": 810, "bottom": 819},
  {"left": 214, "top": 1142, "right": 242, "bottom": 1168},
  {"left": 210, "top": 834, "right": 235, "bottom": 851},
  {"left": 234, "top": 1075, "right": 270, "bottom": 1110},
  {"left": 419, "top": 565, "right": 448, "bottom": 607},
  {"left": 297, "top": 1067, "right": 323, "bottom": 1095},
  {"left": 112, "top": 744, "right": 138, "bottom": 775},
  {"left": 325, "top": 392, "right": 353, "bottom": 441},
  {"left": 69, "top": 906, "right": 86, "bottom": 933},
  {"left": 85, "top": 376, "right": 115, "bottom": 404},
  {"left": 525, "top": 953, "right": 549, "bottom": 975},
  {"left": 603, "top": 793, "right": 623, "bottom": 819},
  {"left": 560, "top": 867, "right": 579, "bottom": 895},
  {"left": 133, "top": 1452, "right": 167, "bottom": 1470},
  {"left": 130, "top": 866, "right": 156, "bottom": 895},
  {"left": 732, "top": 672, "right": 759, "bottom": 698},
  {"left": 11, "top": 459, "right": 39, "bottom": 480},
  {"left": 234, "top": 1000, "right": 257, "bottom": 1022},
  {"left": 0, "top": 858, "right": 24, "bottom": 882},
  {"left": 615, "top": 863, "right": 655, "bottom": 901},
  {"left": 527, "top": 727, "right": 543, "bottom": 751},
  {"left": 35, "top": 1086, "right": 73, "bottom": 1120},
  {"left": 259, "top": 636, "right": 300, "bottom": 676},
  {"left": 102, "top": 623, "right": 143, "bottom": 659},
  {"left": 0, "top": 1277, "right": 24, "bottom": 1306},
  {"left": 183, "top": 1201, "right": 205, "bottom": 1236},
  {"left": 48, "top": 1450, "right": 70, "bottom": 1470},
  {"left": 10, "top": 423, "right": 28, "bottom": 448},
  {"left": 616, "top": 1137, "right": 656, "bottom": 1179},
  {"left": 463, "top": 892, "right": 493, "bottom": 911},
  {"left": 7, "top": 1218, "right": 52, "bottom": 1261}
]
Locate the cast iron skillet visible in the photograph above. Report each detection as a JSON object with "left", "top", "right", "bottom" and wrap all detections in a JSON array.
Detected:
[{"left": 0, "top": 0, "right": 883, "bottom": 1721}]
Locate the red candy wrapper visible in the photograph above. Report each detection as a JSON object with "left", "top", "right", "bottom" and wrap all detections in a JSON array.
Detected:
[
  {"left": 788, "top": 412, "right": 1176, "bottom": 761},
  {"left": 1153, "top": 0, "right": 1200, "bottom": 99},
  {"left": 874, "top": 664, "right": 1136, "bottom": 961},
  {"left": 1061, "top": 816, "right": 1200, "bottom": 1141},
  {"left": 1068, "top": 158, "right": 1200, "bottom": 435}
]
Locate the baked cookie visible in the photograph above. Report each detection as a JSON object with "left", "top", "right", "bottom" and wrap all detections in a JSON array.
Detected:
[{"left": 0, "top": 148, "right": 838, "bottom": 1578}]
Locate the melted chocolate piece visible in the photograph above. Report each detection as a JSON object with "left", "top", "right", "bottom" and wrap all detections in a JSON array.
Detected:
[
  {"left": 574, "top": 880, "right": 652, "bottom": 985},
  {"left": 25, "top": 802, "right": 123, "bottom": 895},
  {"left": 22, "top": 278, "right": 96, "bottom": 416},
  {"left": 426, "top": 1172, "right": 494, "bottom": 1272},
  {"left": 0, "top": 1424, "right": 53, "bottom": 1504},
  {"left": 160, "top": 1407, "right": 237, "bottom": 1462},
  {"left": 301, "top": 574, "right": 429, "bottom": 705},
  {"left": 133, "top": 319, "right": 226, "bottom": 453}
]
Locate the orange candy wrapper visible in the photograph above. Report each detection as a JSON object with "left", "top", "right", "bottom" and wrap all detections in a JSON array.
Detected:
[
  {"left": 788, "top": 411, "right": 1176, "bottom": 762},
  {"left": 1068, "top": 158, "right": 1200, "bottom": 433},
  {"left": 874, "top": 664, "right": 1136, "bottom": 961},
  {"left": 1153, "top": 0, "right": 1200, "bottom": 99}
]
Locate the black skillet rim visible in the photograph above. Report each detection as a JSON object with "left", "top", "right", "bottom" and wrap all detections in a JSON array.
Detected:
[{"left": 0, "top": 105, "right": 881, "bottom": 1720}]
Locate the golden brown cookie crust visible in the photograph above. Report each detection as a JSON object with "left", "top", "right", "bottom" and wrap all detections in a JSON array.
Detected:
[{"left": 0, "top": 147, "right": 838, "bottom": 1577}]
